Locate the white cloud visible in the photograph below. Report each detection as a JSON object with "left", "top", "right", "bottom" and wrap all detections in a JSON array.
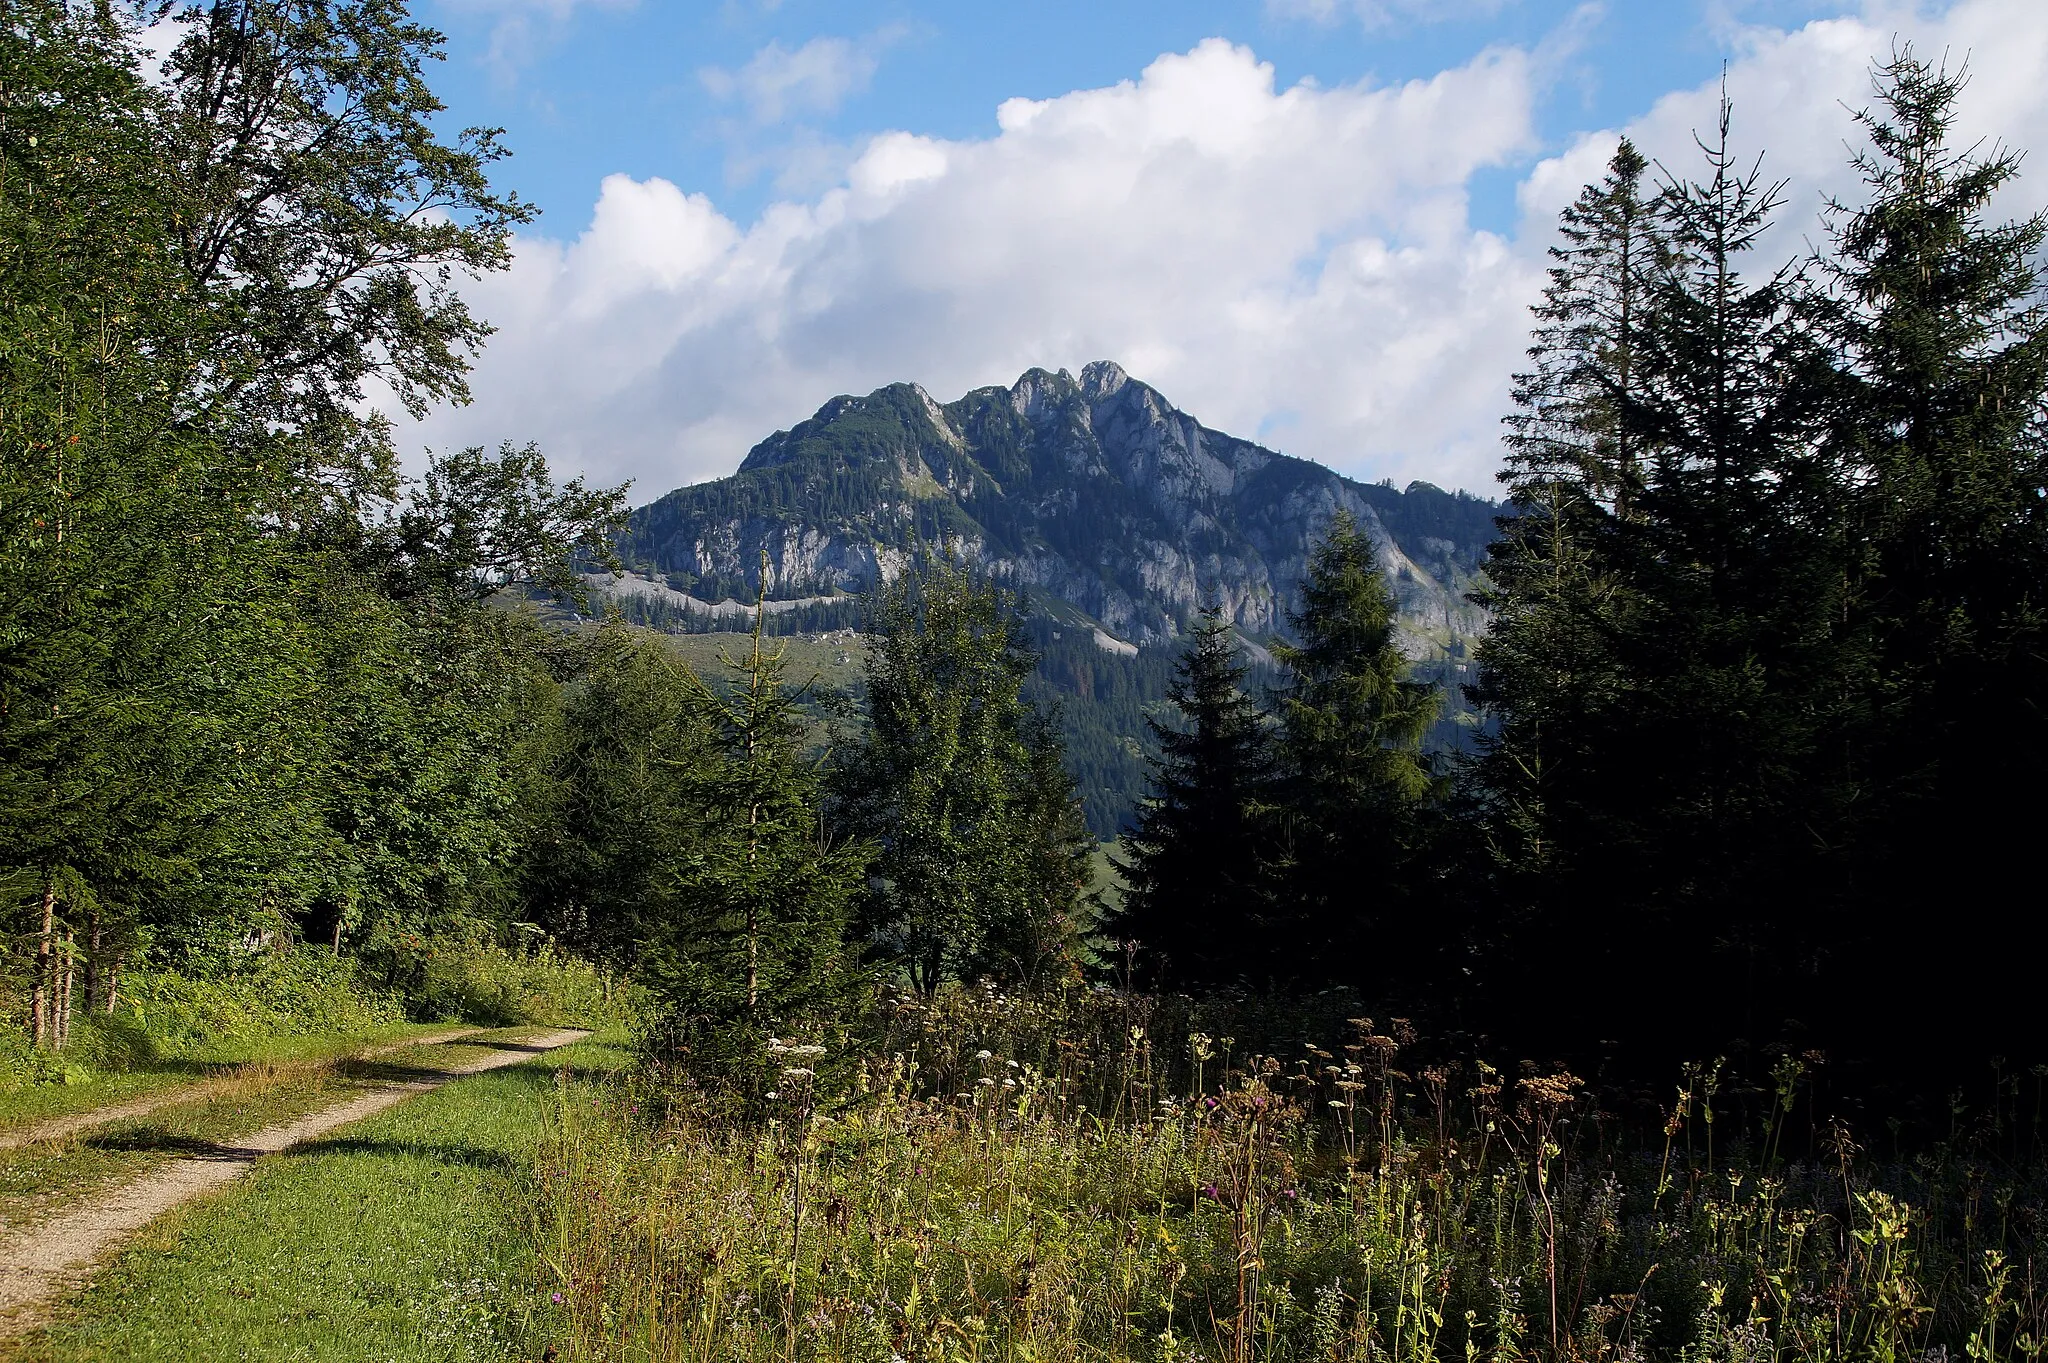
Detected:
[
  {"left": 404, "top": 1, "right": 2048, "bottom": 502},
  {"left": 440, "top": 0, "right": 636, "bottom": 82},
  {"left": 410, "top": 38, "right": 1543, "bottom": 496},
  {"left": 701, "top": 34, "right": 886, "bottom": 126},
  {"left": 1268, "top": 0, "right": 1518, "bottom": 28},
  {"left": 1520, "top": 1, "right": 2048, "bottom": 278}
]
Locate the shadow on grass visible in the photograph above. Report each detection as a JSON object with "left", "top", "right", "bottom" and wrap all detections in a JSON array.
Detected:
[
  {"left": 81, "top": 1129, "right": 263, "bottom": 1161},
  {"left": 283, "top": 1135, "right": 518, "bottom": 1173}
]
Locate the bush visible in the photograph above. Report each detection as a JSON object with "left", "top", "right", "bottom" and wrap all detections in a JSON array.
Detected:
[
  {"left": 410, "top": 934, "right": 624, "bottom": 1028},
  {"left": 115, "top": 950, "right": 405, "bottom": 1056}
]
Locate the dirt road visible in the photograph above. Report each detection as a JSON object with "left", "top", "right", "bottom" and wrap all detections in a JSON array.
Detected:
[
  {"left": 0, "top": 1027, "right": 587, "bottom": 1334},
  {"left": 0, "top": 1027, "right": 487, "bottom": 1153}
]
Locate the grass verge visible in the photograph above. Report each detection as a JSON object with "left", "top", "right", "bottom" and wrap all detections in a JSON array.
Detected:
[{"left": 6, "top": 1030, "right": 628, "bottom": 1363}]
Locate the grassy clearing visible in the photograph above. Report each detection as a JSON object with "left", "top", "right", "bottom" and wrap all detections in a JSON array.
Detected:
[
  {"left": 6, "top": 1030, "right": 629, "bottom": 1363},
  {"left": 532, "top": 988, "right": 2048, "bottom": 1363}
]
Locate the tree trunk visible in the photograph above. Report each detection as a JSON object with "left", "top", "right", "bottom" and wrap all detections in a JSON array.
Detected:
[
  {"left": 103, "top": 958, "right": 120, "bottom": 1015},
  {"left": 83, "top": 909, "right": 102, "bottom": 1015},
  {"left": 30, "top": 877, "right": 55, "bottom": 1049},
  {"left": 55, "top": 931, "right": 74, "bottom": 1051}
]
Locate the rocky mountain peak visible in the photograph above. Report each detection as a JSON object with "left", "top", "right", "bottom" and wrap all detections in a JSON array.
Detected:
[{"left": 622, "top": 362, "right": 1499, "bottom": 654}]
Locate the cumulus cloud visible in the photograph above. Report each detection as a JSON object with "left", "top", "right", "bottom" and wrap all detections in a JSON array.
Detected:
[
  {"left": 402, "top": 0, "right": 2048, "bottom": 502},
  {"left": 410, "top": 38, "right": 1543, "bottom": 495},
  {"left": 1521, "top": 1, "right": 2048, "bottom": 279}
]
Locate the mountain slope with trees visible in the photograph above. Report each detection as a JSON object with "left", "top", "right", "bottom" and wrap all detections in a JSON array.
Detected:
[{"left": 603, "top": 364, "right": 1502, "bottom": 834}]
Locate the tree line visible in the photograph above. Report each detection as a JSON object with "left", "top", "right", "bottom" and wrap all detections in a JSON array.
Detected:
[
  {"left": 10, "top": 2, "right": 2044, "bottom": 1096},
  {"left": 1112, "top": 54, "right": 2048, "bottom": 1089},
  {"left": 0, "top": 2, "right": 1099, "bottom": 1066}
]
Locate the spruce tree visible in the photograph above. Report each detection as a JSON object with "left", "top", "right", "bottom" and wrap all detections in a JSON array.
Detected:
[
  {"left": 1112, "top": 607, "right": 1276, "bottom": 988},
  {"left": 645, "top": 588, "right": 870, "bottom": 1085},
  {"left": 1468, "top": 103, "right": 1849, "bottom": 1059},
  {"left": 838, "top": 553, "right": 1088, "bottom": 990},
  {"left": 1471, "top": 140, "right": 1658, "bottom": 886},
  {"left": 1270, "top": 511, "right": 1437, "bottom": 980},
  {"left": 1822, "top": 49, "right": 2048, "bottom": 1046}
]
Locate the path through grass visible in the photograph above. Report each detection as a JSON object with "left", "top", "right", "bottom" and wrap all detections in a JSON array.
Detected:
[
  {"left": 6, "top": 1031, "right": 629, "bottom": 1362},
  {"left": 0, "top": 1023, "right": 467, "bottom": 1134}
]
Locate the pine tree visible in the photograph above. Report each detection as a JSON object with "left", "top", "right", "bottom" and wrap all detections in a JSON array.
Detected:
[
  {"left": 1822, "top": 48, "right": 2048, "bottom": 1046},
  {"left": 1270, "top": 511, "right": 1437, "bottom": 980},
  {"left": 1112, "top": 606, "right": 1276, "bottom": 988},
  {"left": 838, "top": 552, "right": 1087, "bottom": 990},
  {"left": 644, "top": 584, "right": 871, "bottom": 1086}
]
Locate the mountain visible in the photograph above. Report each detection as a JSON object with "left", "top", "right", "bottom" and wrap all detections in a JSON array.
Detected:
[{"left": 606, "top": 360, "right": 1503, "bottom": 834}]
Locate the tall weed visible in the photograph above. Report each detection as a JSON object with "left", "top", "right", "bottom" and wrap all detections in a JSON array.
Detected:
[{"left": 535, "top": 986, "right": 2048, "bottom": 1363}]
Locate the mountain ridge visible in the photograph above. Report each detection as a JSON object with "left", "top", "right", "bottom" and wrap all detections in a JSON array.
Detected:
[{"left": 615, "top": 360, "right": 1499, "bottom": 658}]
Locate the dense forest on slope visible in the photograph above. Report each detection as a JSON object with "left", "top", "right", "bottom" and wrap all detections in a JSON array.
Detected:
[{"left": 594, "top": 371, "right": 1497, "bottom": 833}]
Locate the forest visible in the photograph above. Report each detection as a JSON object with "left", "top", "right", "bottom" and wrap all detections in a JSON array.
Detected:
[{"left": 3, "top": 3, "right": 2047, "bottom": 1360}]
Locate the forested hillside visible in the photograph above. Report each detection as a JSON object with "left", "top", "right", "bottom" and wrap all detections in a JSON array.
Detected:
[
  {"left": 9, "top": 8, "right": 2048, "bottom": 1359},
  {"left": 596, "top": 367, "right": 1498, "bottom": 832}
]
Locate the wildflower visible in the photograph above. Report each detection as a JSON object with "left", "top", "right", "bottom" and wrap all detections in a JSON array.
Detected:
[
  {"left": 975, "top": 1049, "right": 993, "bottom": 1061},
  {"left": 766, "top": 1091, "right": 780, "bottom": 1101},
  {"left": 551, "top": 1291, "right": 564, "bottom": 1304},
  {"left": 782, "top": 1067, "right": 814, "bottom": 1079},
  {"left": 1002, "top": 1079, "right": 1017, "bottom": 1089}
]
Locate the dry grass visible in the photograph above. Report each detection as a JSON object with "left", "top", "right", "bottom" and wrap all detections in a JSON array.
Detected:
[{"left": 532, "top": 988, "right": 2048, "bottom": 1363}]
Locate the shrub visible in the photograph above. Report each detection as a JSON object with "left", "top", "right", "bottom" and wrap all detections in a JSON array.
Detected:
[{"left": 411, "top": 933, "right": 625, "bottom": 1028}]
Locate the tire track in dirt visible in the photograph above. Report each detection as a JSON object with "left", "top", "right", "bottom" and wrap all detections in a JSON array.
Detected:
[
  {"left": 0, "top": 1028, "right": 588, "bottom": 1333},
  {"left": 0, "top": 1027, "right": 488, "bottom": 1153}
]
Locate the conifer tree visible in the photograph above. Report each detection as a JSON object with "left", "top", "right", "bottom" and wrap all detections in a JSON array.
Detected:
[
  {"left": 1471, "top": 140, "right": 1659, "bottom": 884},
  {"left": 838, "top": 553, "right": 1088, "bottom": 990},
  {"left": 1270, "top": 512, "right": 1437, "bottom": 979},
  {"left": 1469, "top": 103, "right": 1848, "bottom": 1056},
  {"left": 1112, "top": 607, "right": 1276, "bottom": 987},
  {"left": 645, "top": 585, "right": 870, "bottom": 1083},
  {"left": 1822, "top": 48, "right": 2048, "bottom": 1042}
]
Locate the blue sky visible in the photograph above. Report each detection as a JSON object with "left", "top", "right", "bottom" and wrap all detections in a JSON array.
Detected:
[
  {"left": 398, "top": 0, "right": 2048, "bottom": 496},
  {"left": 425, "top": 1, "right": 1853, "bottom": 236}
]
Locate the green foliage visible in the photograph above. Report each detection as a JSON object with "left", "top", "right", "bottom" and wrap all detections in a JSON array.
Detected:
[
  {"left": 1112, "top": 606, "right": 1278, "bottom": 987},
  {"left": 377, "top": 928, "right": 625, "bottom": 1029},
  {"left": 1269, "top": 512, "right": 1439, "bottom": 982},
  {"left": 1464, "top": 91, "right": 1900, "bottom": 1061},
  {"left": 537, "top": 992, "right": 2048, "bottom": 1363},
  {"left": 640, "top": 601, "right": 872, "bottom": 1090},
  {"left": 1816, "top": 48, "right": 2048, "bottom": 1041},
  {"left": 112, "top": 953, "right": 405, "bottom": 1052},
  {"left": 837, "top": 554, "right": 1092, "bottom": 990}
]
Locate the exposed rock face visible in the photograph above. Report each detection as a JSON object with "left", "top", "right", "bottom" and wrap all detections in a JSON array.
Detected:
[{"left": 620, "top": 362, "right": 1499, "bottom": 655}]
